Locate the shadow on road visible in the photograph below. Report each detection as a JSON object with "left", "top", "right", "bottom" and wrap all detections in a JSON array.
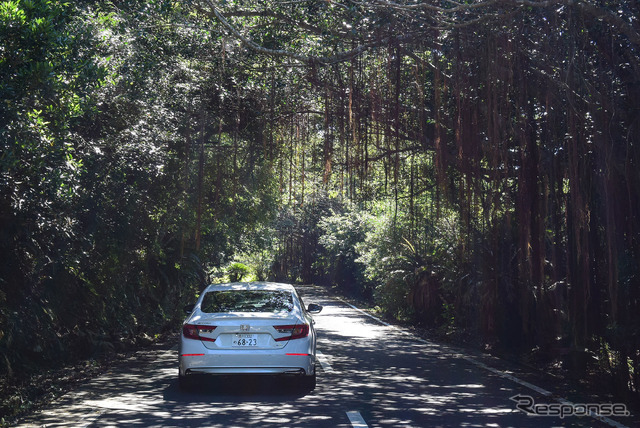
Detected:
[
  {"left": 16, "top": 286, "right": 616, "bottom": 427},
  {"left": 163, "top": 375, "right": 311, "bottom": 401}
]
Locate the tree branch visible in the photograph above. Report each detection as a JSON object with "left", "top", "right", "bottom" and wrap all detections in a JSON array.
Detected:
[
  {"left": 198, "top": 0, "right": 639, "bottom": 68},
  {"left": 198, "top": 0, "right": 416, "bottom": 65},
  {"left": 514, "top": 0, "right": 640, "bottom": 47}
]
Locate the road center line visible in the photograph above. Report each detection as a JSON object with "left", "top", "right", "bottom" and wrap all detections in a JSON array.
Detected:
[
  {"left": 346, "top": 411, "right": 369, "bottom": 428},
  {"left": 337, "top": 298, "right": 631, "bottom": 428}
]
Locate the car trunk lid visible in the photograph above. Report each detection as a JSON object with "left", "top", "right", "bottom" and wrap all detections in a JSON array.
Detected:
[{"left": 192, "top": 312, "right": 302, "bottom": 349}]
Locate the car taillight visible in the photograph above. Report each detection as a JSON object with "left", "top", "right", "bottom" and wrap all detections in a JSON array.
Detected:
[
  {"left": 183, "top": 324, "right": 217, "bottom": 342},
  {"left": 274, "top": 324, "right": 309, "bottom": 341}
]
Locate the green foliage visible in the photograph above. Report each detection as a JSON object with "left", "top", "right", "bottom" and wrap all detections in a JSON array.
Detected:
[
  {"left": 315, "top": 206, "right": 372, "bottom": 295},
  {"left": 270, "top": 195, "right": 338, "bottom": 284},
  {"left": 242, "top": 248, "right": 276, "bottom": 282},
  {"left": 1, "top": 0, "right": 640, "bottom": 405},
  {"left": 356, "top": 207, "right": 405, "bottom": 288},
  {"left": 227, "top": 262, "right": 249, "bottom": 283},
  {"left": 440, "top": 302, "right": 456, "bottom": 333},
  {"left": 0, "top": 0, "right": 282, "bottom": 381}
]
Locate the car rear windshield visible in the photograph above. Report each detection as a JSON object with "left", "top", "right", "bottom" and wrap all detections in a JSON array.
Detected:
[{"left": 200, "top": 290, "right": 294, "bottom": 313}]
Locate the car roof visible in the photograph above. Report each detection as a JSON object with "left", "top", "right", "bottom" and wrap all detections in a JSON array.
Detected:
[{"left": 202, "top": 282, "right": 297, "bottom": 293}]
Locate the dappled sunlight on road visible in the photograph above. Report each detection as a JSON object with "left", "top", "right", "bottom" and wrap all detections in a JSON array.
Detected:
[
  {"left": 309, "top": 294, "right": 601, "bottom": 427},
  {"left": 315, "top": 304, "right": 388, "bottom": 339},
  {"left": 16, "top": 286, "right": 612, "bottom": 427}
]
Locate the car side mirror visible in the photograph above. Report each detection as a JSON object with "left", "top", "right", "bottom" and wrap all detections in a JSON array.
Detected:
[
  {"left": 183, "top": 304, "right": 194, "bottom": 315},
  {"left": 307, "top": 303, "right": 323, "bottom": 314}
]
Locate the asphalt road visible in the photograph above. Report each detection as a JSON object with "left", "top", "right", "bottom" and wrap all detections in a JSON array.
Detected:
[{"left": 16, "top": 285, "right": 635, "bottom": 427}]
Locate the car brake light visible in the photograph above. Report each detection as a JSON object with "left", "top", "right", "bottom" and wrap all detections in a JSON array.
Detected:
[
  {"left": 274, "top": 324, "right": 309, "bottom": 341},
  {"left": 183, "top": 324, "right": 217, "bottom": 342}
]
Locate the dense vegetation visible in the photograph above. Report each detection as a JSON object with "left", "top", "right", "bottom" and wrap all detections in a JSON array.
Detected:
[{"left": 1, "top": 0, "right": 639, "bottom": 407}]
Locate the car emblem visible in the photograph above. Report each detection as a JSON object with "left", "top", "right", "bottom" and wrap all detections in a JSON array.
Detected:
[{"left": 240, "top": 324, "right": 250, "bottom": 332}]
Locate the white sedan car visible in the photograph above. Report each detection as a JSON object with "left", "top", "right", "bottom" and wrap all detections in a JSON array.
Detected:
[{"left": 179, "top": 282, "right": 322, "bottom": 389}]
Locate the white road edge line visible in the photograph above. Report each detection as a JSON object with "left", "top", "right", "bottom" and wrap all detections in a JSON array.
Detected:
[
  {"left": 316, "top": 350, "right": 334, "bottom": 373},
  {"left": 346, "top": 411, "right": 369, "bottom": 428},
  {"left": 461, "top": 356, "right": 552, "bottom": 397},
  {"left": 337, "top": 298, "right": 631, "bottom": 428},
  {"left": 340, "top": 299, "right": 393, "bottom": 327}
]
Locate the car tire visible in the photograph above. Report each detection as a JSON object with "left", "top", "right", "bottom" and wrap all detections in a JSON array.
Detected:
[
  {"left": 178, "top": 372, "right": 196, "bottom": 391},
  {"left": 301, "top": 373, "right": 316, "bottom": 391}
]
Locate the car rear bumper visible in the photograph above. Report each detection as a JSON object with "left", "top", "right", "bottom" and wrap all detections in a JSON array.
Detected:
[
  {"left": 184, "top": 366, "right": 308, "bottom": 375},
  {"left": 179, "top": 351, "right": 315, "bottom": 377}
]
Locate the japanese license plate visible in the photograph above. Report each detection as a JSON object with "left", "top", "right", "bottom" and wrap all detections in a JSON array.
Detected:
[{"left": 233, "top": 334, "right": 258, "bottom": 347}]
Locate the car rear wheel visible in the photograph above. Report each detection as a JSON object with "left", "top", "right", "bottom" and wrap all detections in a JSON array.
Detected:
[
  {"left": 178, "top": 371, "right": 196, "bottom": 390},
  {"left": 300, "top": 373, "right": 316, "bottom": 391}
]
